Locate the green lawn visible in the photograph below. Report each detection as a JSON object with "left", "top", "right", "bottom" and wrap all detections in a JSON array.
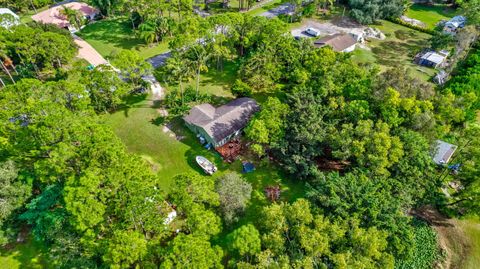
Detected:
[
  {"left": 460, "top": 218, "right": 480, "bottom": 269},
  {"left": 0, "top": 238, "right": 50, "bottom": 269},
  {"left": 351, "top": 20, "right": 436, "bottom": 82},
  {"left": 77, "top": 18, "right": 169, "bottom": 60},
  {"left": 245, "top": 0, "right": 284, "bottom": 16},
  {"left": 104, "top": 61, "right": 304, "bottom": 242},
  {"left": 405, "top": 4, "right": 457, "bottom": 29}
]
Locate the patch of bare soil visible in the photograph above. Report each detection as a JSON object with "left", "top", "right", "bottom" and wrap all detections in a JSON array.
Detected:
[{"left": 413, "top": 205, "right": 471, "bottom": 269}]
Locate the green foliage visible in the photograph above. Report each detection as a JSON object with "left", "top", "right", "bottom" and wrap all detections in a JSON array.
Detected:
[
  {"left": 216, "top": 172, "right": 252, "bottom": 225},
  {"left": 395, "top": 220, "right": 441, "bottom": 269},
  {"left": 0, "top": 161, "right": 31, "bottom": 245},
  {"left": 388, "top": 18, "right": 437, "bottom": 34},
  {"left": 254, "top": 199, "right": 394, "bottom": 268},
  {"left": 0, "top": 24, "right": 76, "bottom": 79},
  {"left": 227, "top": 224, "right": 261, "bottom": 258},
  {"left": 245, "top": 97, "right": 289, "bottom": 156},
  {"left": 231, "top": 79, "right": 253, "bottom": 97},
  {"left": 164, "top": 85, "right": 212, "bottom": 116},
  {"left": 110, "top": 49, "right": 152, "bottom": 86},
  {"left": 103, "top": 230, "right": 148, "bottom": 269},
  {"left": 347, "top": 0, "right": 406, "bottom": 24},
  {"left": 161, "top": 234, "right": 223, "bottom": 268}
]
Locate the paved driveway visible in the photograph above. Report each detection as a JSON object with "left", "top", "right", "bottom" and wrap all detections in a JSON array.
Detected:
[
  {"left": 147, "top": 51, "right": 172, "bottom": 68},
  {"left": 73, "top": 35, "right": 108, "bottom": 66},
  {"left": 259, "top": 3, "right": 295, "bottom": 18}
]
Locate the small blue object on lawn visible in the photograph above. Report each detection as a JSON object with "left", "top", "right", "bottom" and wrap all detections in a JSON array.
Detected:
[
  {"left": 204, "top": 143, "right": 212, "bottom": 150},
  {"left": 242, "top": 162, "right": 255, "bottom": 173}
]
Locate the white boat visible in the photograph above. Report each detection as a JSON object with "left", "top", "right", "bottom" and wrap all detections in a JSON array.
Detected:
[{"left": 196, "top": 156, "right": 217, "bottom": 175}]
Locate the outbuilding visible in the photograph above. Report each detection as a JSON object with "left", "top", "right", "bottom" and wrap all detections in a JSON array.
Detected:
[
  {"left": 183, "top": 98, "right": 259, "bottom": 147},
  {"left": 414, "top": 50, "right": 449, "bottom": 69},
  {"left": 432, "top": 140, "right": 457, "bottom": 165}
]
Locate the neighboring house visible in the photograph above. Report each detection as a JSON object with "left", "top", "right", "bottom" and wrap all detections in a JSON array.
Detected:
[
  {"left": 314, "top": 33, "right": 357, "bottom": 52},
  {"left": 414, "top": 50, "right": 449, "bottom": 69},
  {"left": 0, "top": 8, "right": 20, "bottom": 29},
  {"left": 184, "top": 98, "right": 260, "bottom": 147},
  {"left": 443, "top": 15, "right": 466, "bottom": 35},
  {"left": 432, "top": 140, "right": 457, "bottom": 165},
  {"left": 31, "top": 2, "right": 99, "bottom": 32}
]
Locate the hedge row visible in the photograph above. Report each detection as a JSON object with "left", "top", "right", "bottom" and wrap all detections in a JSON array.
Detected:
[{"left": 387, "top": 17, "right": 437, "bottom": 35}]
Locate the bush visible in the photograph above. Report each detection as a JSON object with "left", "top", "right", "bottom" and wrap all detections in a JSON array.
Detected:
[
  {"left": 395, "top": 219, "right": 442, "bottom": 269},
  {"left": 164, "top": 85, "right": 212, "bottom": 117},
  {"left": 388, "top": 18, "right": 436, "bottom": 35},
  {"left": 231, "top": 79, "right": 253, "bottom": 97}
]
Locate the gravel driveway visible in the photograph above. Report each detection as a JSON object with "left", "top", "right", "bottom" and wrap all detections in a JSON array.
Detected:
[
  {"left": 291, "top": 18, "right": 366, "bottom": 39},
  {"left": 259, "top": 3, "right": 295, "bottom": 18}
]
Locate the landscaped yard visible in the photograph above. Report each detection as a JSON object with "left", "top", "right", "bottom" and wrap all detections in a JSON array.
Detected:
[
  {"left": 405, "top": 3, "right": 457, "bottom": 29},
  {"left": 77, "top": 18, "right": 169, "bottom": 60},
  {"left": 351, "top": 20, "right": 436, "bottom": 81},
  {"left": 104, "top": 62, "right": 305, "bottom": 237}
]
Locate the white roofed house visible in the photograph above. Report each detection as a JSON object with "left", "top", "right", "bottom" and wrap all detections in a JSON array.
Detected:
[
  {"left": 0, "top": 8, "right": 20, "bottom": 29},
  {"left": 443, "top": 16, "right": 466, "bottom": 35}
]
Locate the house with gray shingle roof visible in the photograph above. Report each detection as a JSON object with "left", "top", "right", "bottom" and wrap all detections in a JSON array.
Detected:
[{"left": 183, "top": 98, "right": 259, "bottom": 147}]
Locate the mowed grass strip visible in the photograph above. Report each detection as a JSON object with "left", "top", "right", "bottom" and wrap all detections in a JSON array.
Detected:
[
  {"left": 77, "top": 18, "right": 169, "bottom": 60},
  {"left": 405, "top": 4, "right": 457, "bottom": 29},
  {"left": 351, "top": 20, "right": 435, "bottom": 82}
]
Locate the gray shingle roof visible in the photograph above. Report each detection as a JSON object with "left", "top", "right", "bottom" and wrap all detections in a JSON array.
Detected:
[
  {"left": 184, "top": 98, "right": 259, "bottom": 143},
  {"left": 314, "top": 33, "right": 357, "bottom": 52},
  {"left": 433, "top": 140, "right": 457, "bottom": 165}
]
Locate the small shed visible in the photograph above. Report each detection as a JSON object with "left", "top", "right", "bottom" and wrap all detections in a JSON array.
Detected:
[
  {"left": 0, "top": 8, "right": 20, "bottom": 29},
  {"left": 432, "top": 140, "right": 458, "bottom": 165},
  {"left": 314, "top": 33, "right": 357, "bottom": 53}
]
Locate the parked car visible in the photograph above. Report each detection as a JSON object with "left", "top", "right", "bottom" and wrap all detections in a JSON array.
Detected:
[{"left": 305, "top": 27, "right": 320, "bottom": 37}]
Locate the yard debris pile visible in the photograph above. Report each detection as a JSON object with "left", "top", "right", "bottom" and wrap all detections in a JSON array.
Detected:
[
  {"left": 400, "top": 15, "right": 427, "bottom": 28},
  {"left": 363, "top": 27, "right": 386, "bottom": 40},
  {"left": 265, "top": 185, "right": 281, "bottom": 202},
  {"left": 215, "top": 139, "right": 243, "bottom": 163},
  {"left": 316, "top": 157, "right": 350, "bottom": 172}
]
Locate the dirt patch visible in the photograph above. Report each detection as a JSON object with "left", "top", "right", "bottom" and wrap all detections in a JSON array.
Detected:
[{"left": 413, "top": 205, "right": 471, "bottom": 269}]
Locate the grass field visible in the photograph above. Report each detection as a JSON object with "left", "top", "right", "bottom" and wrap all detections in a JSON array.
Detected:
[
  {"left": 405, "top": 4, "right": 457, "bottom": 29},
  {"left": 77, "top": 18, "right": 169, "bottom": 60},
  {"left": 460, "top": 218, "right": 480, "bottom": 269},
  {"left": 0, "top": 238, "right": 50, "bottom": 269},
  {"left": 104, "top": 61, "right": 305, "bottom": 241},
  {"left": 351, "top": 20, "right": 436, "bottom": 81}
]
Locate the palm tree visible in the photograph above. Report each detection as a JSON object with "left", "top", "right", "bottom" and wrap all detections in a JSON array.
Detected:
[
  {"left": 138, "top": 21, "right": 156, "bottom": 45},
  {"left": 60, "top": 7, "right": 83, "bottom": 30}
]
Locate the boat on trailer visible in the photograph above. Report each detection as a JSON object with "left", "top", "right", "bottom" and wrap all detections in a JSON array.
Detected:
[{"left": 196, "top": 156, "right": 217, "bottom": 175}]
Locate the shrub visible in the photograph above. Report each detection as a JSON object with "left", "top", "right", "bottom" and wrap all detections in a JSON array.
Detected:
[
  {"left": 231, "top": 79, "right": 253, "bottom": 97},
  {"left": 164, "top": 85, "right": 212, "bottom": 117},
  {"left": 388, "top": 18, "right": 436, "bottom": 35}
]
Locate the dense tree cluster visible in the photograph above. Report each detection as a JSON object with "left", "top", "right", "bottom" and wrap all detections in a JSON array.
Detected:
[
  {"left": 0, "top": 6, "right": 478, "bottom": 268},
  {"left": 343, "top": 0, "right": 406, "bottom": 24}
]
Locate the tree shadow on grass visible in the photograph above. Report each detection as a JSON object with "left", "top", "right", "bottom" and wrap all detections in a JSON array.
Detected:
[
  {"left": 78, "top": 19, "right": 142, "bottom": 51},
  {"left": 0, "top": 236, "right": 49, "bottom": 269}
]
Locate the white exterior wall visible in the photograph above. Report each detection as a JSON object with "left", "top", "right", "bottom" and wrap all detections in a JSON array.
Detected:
[{"left": 342, "top": 44, "right": 356, "bottom": 53}]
